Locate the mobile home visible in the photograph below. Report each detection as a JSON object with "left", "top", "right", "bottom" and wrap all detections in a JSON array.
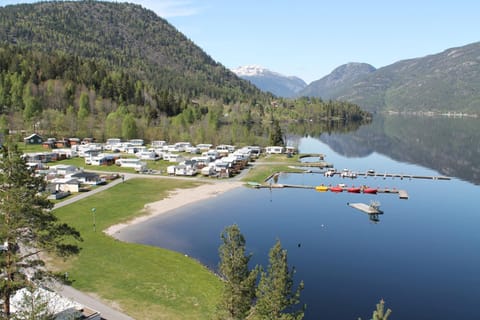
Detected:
[
  {"left": 265, "top": 146, "right": 284, "bottom": 154},
  {"left": 115, "top": 158, "right": 147, "bottom": 172}
]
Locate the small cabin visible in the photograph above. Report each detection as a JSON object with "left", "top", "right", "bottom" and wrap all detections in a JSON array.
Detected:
[
  {"left": 68, "top": 138, "right": 81, "bottom": 145},
  {"left": 55, "top": 139, "right": 71, "bottom": 148},
  {"left": 24, "top": 133, "right": 43, "bottom": 145},
  {"left": 42, "top": 139, "right": 56, "bottom": 149},
  {"left": 82, "top": 137, "right": 96, "bottom": 145}
]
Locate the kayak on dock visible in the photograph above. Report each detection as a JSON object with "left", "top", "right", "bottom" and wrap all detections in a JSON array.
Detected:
[{"left": 315, "top": 185, "right": 328, "bottom": 192}]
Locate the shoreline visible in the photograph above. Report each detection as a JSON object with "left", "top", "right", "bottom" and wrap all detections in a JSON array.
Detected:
[{"left": 104, "top": 180, "right": 244, "bottom": 237}]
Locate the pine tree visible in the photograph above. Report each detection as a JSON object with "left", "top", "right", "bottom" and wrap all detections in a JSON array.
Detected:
[
  {"left": 372, "top": 299, "right": 392, "bottom": 320},
  {"left": 0, "top": 143, "right": 82, "bottom": 317},
  {"left": 269, "top": 119, "right": 284, "bottom": 146},
  {"left": 357, "top": 299, "right": 392, "bottom": 320},
  {"left": 9, "top": 286, "right": 55, "bottom": 320},
  {"left": 251, "top": 239, "right": 304, "bottom": 320},
  {"left": 216, "top": 225, "right": 258, "bottom": 320}
]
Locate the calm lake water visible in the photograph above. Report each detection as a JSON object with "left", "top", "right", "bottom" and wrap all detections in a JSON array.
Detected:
[{"left": 118, "top": 117, "right": 480, "bottom": 319}]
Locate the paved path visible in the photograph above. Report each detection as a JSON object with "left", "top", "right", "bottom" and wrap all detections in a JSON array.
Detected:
[
  {"left": 58, "top": 284, "right": 135, "bottom": 320},
  {"left": 53, "top": 175, "right": 126, "bottom": 210}
]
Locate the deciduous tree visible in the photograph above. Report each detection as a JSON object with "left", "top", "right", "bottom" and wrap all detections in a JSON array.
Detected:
[
  {"left": 121, "top": 113, "right": 137, "bottom": 140},
  {"left": 77, "top": 92, "right": 90, "bottom": 119}
]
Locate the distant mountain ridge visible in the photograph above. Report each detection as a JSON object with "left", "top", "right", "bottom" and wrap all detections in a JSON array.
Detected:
[
  {"left": 301, "top": 42, "right": 480, "bottom": 113},
  {"left": 299, "top": 63, "right": 376, "bottom": 99},
  {"left": 232, "top": 65, "right": 306, "bottom": 98},
  {"left": 0, "top": 1, "right": 265, "bottom": 103}
]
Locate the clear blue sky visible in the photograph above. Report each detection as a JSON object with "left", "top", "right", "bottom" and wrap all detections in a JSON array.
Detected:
[{"left": 2, "top": 0, "right": 479, "bottom": 83}]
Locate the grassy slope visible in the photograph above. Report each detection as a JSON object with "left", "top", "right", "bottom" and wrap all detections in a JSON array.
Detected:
[
  {"left": 242, "top": 154, "right": 305, "bottom": 183},
  {"left": 52, "top": 178, "right": 222, "bottom": 320}
]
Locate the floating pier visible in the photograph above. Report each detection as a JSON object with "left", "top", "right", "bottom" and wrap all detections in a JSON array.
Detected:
[
  {"left": 296, "top": 162, "right": 333, "bottom": 168},
  {"left": 256, "top": 183, "right": 409, "bottom": 199},
  {"left": 348, "top": 202, "right": 383, "bottom": 214},
  {"left": 298, "top": 153, "right": 326, "bottom": 160},
  {"left": 358, "top": 172, "right": 450, "bottom": 180},
  {"left": 398, "top": 189, "right": 409, "bottom": 199},
  {"left": 320, "top": 170, "right": 450, "bottom": 181}
]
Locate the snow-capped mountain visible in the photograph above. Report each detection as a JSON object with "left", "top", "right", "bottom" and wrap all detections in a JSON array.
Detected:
[{"left": 232, "top": 65, "right": 307, "bottom": 98}]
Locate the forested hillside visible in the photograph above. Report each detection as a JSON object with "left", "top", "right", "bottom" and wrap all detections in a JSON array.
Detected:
[
  {"left": 0, "top": 1, "right": 369, "bottom": 144},
  {"left": 308, "top": 42, "right": 480, "bottom": 113},
  {"left": 299, "top": 63, "right": 376, "bottom": 99}
]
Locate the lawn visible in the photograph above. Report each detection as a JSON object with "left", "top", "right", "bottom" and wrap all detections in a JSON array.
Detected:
[
  {"left": 241, "top": 164, "right": 304, "bottom": 183},
  {"left": 54, "top": 156, "right": 175, "bottom": 175},
  {"left": 52, "top": 178, "right": 223, "bottom": 320},
  {"left": 242, "top": 153, "right": 305, "bottom": 183}
]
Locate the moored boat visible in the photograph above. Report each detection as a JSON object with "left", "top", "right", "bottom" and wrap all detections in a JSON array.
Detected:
[
  {"left": 330, "top": 185, "right": 343, "bottom": 193},
  {"left": 347, "top": 186, "right": 361, "bottom": 193},
  {"left": 324, "top": 168, "right": 337, "bottom": 177},
  {"left": 363, "top": 187, "right": 378, "bottom": 194},
  {"left": 315, "top": 185, "right": 328, "bottom": 192}
]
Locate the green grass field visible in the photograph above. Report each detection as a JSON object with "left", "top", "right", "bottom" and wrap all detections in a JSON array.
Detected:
[
  {"left": 52, "top": 178, "right": 223, "bottom": 320},
  {"left": 242, "top": 154, "right": 304, "bottom": 183}
]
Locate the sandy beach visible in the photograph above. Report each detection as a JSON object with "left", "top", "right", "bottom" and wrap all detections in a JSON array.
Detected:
[{"left": 104, "top": 180, "right": 244, "bottom": 236}]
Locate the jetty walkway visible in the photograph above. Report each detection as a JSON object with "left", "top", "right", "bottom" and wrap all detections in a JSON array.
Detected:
[{"left": 255, "top": 183, "right": 410, "bottom": 199}]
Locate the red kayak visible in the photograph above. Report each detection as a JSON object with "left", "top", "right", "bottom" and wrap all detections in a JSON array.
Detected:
[
  {"left": 347, "top": 186, "right": 361, "bottom": 193},
  {"left": 363, "top": 187, "right": 378, "bottom": 194},
  {"left": 330, "top": 186, "right": 343, "bottom": 193}
]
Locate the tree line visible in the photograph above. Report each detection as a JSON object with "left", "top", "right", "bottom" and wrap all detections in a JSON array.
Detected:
[{"left": 0, "top": 42, "right": 370, "bottom": 145}]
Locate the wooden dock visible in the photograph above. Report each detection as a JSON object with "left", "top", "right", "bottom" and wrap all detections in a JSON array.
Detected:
[
  {"left": 299, "top": 153, "right": 326, "bottom": 160},
  {"left": 295, "top": 162, "right": 333, "bottom": 168},
  {"left": 398, "top": 189, "right": 409, "bottom": 199},
  {"left": 321, "top": 171, "right": 450, "bottom": 181},
  {"left": 359, "top": 172, "right": 450, "bottom": 180},
  {"left": 257, "top": 183, "right": 409, "bottom": 199}
]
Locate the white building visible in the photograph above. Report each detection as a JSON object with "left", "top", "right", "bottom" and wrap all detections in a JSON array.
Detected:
[
  {"left": 106, "top": 138, "right": 121, "bottom": 145},
  {"left": 151, "top": 140, "right": 167, "bottom": 148},
  {"left": 136, "top": 151, "right": 160, "bottom": 160},
  {"left": 115, "top": 158, "right": 147, "bottom": 171},
  {"left": 128, "top": 139, "right": 144, "bottom": 146},
  {"left": 265, "top": 146, "right": 284, "bottom": 154},
  {"left": 196, "top": 143, "right": 213, "bottom": 151}
]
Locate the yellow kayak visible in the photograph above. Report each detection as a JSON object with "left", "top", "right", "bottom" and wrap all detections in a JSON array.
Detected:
[{"left": 315, "top": 185, "right": 328, "bottom": 192}]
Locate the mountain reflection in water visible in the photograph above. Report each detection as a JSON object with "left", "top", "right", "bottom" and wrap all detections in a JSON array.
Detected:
[{"left": 316, "top": 115, "right": 480, "bottom": 185}]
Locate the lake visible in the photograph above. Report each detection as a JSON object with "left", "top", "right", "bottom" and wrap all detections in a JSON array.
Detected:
[{"left": 117, "top": 116, "right": 480, "bottom": 319}]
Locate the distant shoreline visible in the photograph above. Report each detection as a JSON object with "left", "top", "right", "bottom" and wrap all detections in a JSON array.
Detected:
[{"left": 104, "top": 180, "right": 244, "bottom": 237}]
